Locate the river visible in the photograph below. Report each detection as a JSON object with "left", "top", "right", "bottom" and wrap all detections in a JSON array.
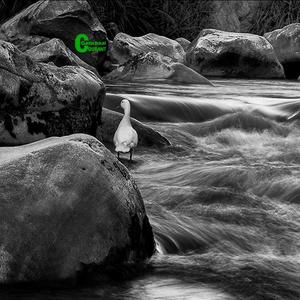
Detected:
[{"left": 2, "top": 79, "right": 300, "bottom": 299}]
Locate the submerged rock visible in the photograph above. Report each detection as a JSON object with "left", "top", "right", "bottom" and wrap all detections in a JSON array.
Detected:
[
  {"left": 25, "top": 38, "right": 100, "bottom": 77},
  {"left": 264, "top": 23, "right": 300, "bottom": 79},
  {"left": 111, "top": 33, "right": 185, "bottom": 64},
  {"left": 186, "top": 29, "right": 284, "bottom": 79},
  {"left": 0, "top": 0, "right": 107, "bottom": 70},
  {"left": 104, "top": 52, "right": 213, "bottom": 85},
  {"left": 0, "top": 134, "right": 155, "bottom": 283},
  {"left": 182, "top": 112, "right": 290, "bottom": 137},
  {"left": 175, "top": 37, "right": 191, "bottom": 52},
  {"left": 98, "top": 108, "right": 171, "bottom": 147},
  {"left": 0, "top": 40, "right": 105, "bottom": 146}
]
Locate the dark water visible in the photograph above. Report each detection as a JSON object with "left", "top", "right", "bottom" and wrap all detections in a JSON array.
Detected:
[{"left": 2, "top": 79, "right": 300, "bottom": 299}]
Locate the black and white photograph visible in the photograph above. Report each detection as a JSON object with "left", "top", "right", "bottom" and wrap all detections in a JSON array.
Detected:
[{"left": 0, "top": 0, "right": 299, "bottom": 299}]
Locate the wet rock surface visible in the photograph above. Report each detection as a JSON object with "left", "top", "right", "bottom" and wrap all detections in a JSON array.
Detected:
[
  {"left": 0, "top": 134, "right": 155, "bottom": 283},
  {"left": 0, "top": 40, "right": 105, "bottom": 145}
]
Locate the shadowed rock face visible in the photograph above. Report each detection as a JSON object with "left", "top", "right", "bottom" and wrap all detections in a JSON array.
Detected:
[
  {"left": 98, "top": 108, "right": 171, "bottom": 148},
  {"left": 104, "top": 52, "right": 213, "bottom": 85},
  {"left": 264, "top": 23, "right": 300, "bottom": 79},
  {"left": 186, "top": 29, "right": 285, "bottom": 79},
  {"left": 110, "top": 33, "right": 185, "bottom": 64},
  {"left": 25, "top": 38, "right": 100, "bottom": 77},
  {"left": 0, "top": 40, "right": 105, "bottom": 146},
  {"left": 0, "top": 134, "right": 155, "bottom": 284},
  {"left": 0, "top": 0, "right": 107, "bottom": 70}
]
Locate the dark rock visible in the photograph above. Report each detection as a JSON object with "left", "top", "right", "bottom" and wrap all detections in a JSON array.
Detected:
[
  {"left": 0, "top": 0, "right": 107, "bottom": 70},
  {"left": 0, "top": 40, "right": 105, "bottom": 146},
  {"left": 111, "top": 33, "right": 185, "bottom": 64},
  {"left": 104, "top": 52, "right": 213, "bottom": 85},
  {"left": 0, "top": 29, "right": 8, "bottom": 41},
  {"left": 186, "top": 29, "right": 284, "bottom": 79},
  {"left": 106, "top": 22, "right": 120, "bottom": 40},
  {"left": 0, "top": 133, "right": 155, "bottom": 283},
  {"left": 98, "top": 108, "right": 170, "bottom": 147},
  {"left": 102, "top": 40, "right": 119, "bottom": 73},
  {"left": 25, "top": 38, "right": 100, "bottom": 77},
  {"left": 264, "top": 23, "right": 300, "bottom": 79}
]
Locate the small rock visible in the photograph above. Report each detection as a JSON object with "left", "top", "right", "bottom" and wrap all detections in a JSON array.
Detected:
[
  {"left": 106, "top": 22, "right": 120, "bottom": 40},
  {"left": 175, "top": 37, "right": 191, "bottom": 51}
]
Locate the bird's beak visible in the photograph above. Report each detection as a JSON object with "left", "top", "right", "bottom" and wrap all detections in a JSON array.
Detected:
[{"left": 115, "top": 105, "right": 120, "bottom": 109}]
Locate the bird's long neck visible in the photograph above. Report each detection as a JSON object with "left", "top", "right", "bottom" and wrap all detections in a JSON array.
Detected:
[
  {"left": 124, "top": 105, "right": 131, "bottom": 117},
  {"left": 121, "top": 105, "right": 131, "bottom": 125}
]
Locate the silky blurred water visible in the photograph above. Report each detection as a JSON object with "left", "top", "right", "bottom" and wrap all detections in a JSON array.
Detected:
[
  {"left": 104, "top": 79, "right": 300, "bottom": 300},
  {"left": 2, "top": 79, "right": 299, "bottom": 299}
]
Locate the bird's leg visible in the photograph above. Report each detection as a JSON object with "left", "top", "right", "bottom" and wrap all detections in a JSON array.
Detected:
[
  {"left": 117, "top": 152, "right": 120, "bottom": 159},
  {"left": 129, "top": 149, "right": 133, "bottom": 162}
]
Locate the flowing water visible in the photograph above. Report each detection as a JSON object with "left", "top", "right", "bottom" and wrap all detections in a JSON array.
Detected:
[{"left": 2, "top": 79, "right": 300, "bottom": 299}]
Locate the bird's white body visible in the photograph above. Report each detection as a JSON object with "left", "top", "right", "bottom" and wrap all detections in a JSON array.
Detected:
[{"left": 113, "top": 100, "right": 138, "bottom": 154}]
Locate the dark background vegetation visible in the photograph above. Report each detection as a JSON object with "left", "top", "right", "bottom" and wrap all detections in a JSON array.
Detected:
[
  {"left": 0, "top": 0, "right": 299, "bottom": 40},
  {"left": 88, "top": 0, "right": 213, "bottom": 40},
  {"left": 249, "top": 0, "right": 300, "bottom": 35}
]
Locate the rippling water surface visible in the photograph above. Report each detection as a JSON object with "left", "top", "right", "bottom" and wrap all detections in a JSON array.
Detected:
[{"left": 3, "top": 79, "right": 300, "bottom": 299}]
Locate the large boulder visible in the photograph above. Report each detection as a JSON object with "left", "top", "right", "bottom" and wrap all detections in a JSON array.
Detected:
[
  {"left": 98, "top": 108, "right": 171, "bottom": 147},
  {"left": 264, "top": 23, "right": 300, "bottom": 79},
  {"left": 0, "top": 134, "right": 155, "bottom": 283},
  {"left": 110, "top": 33, "right": 185, "bottom": 64},
  {"left": 25, "top": 38, "right": 100, "bottom": 77},
  {"left": 0, "top": 40, "right": 105, "bottom": 146},
  {"left": 0, "top": 0, "right": 107, "bottom": 70},
  {"left": 104, "top": 52, "right": 213, "bottom": 85},
  {"left": 186, "top": 29, "right": 285, "bottom": 79}
]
